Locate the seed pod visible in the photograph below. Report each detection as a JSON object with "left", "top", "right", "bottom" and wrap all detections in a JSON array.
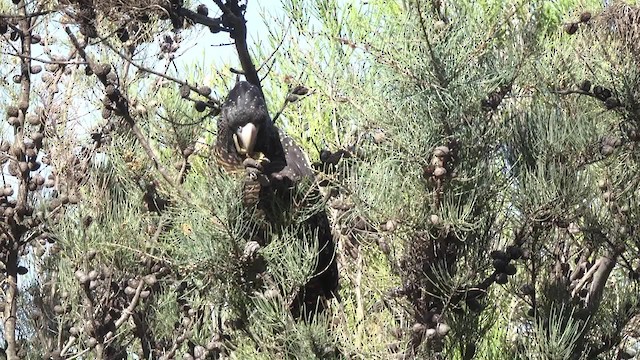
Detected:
[
  {"left": 116, "top": 27, "right": 129, "bottom": 42},
  {"left": 194, "top": 101, "right": 207, "bottom": 112},
  {"left": 505, "top": 263, "right": 517, "bottom": 275},
  {"left": 28, "top": 161, "right": 40, "bottom": 171},
  {"left": 105, "top": 84, "right": 117, "bottom": 97},
  {"left": 74, "top": 269, "right": 86, "bottom": 281},
  {"left": 292, "top": 85, "right": 309, "bottom": 96},
  {"left": 433, "top": 166, "right": 447, "bottom": 177},
  {"left": 41, "top": 72, "right": 54, "bottom": 83},
  {"left": 143, "top": 274, "right": 157, "bottom": 286},
  {"left": 86, "top": 249, "right": 96, "bottom": 260},
  {"left": 31, "top": 34, "right": 41, "bottom": 44},
  {"left": 412, "top": 323, "right": 426, "bottom": 334},
  {"left": 565, "top": 22, "right": 578, "bottom": 35},
  {"left": 18, "top": 161, "right": 28, "bottom": 173},
  {"left": 433, "top": 146, "right": 450, "bottom": 157},
  {"left": 34, "top": 175, "right": 45, "bottom": 186},
  {"left": 12, "top": 74, "right": 21, "bottom": 84},
  {"left": 11, "top": 144, "right": 24, "bottom": 158},
  {"left": 68, "top": 194, "right": 79, "bottom": 204},
  {"left": 373, "top": 129, "right": 385, "bottom": 143},
  {"left": 601, "top": 145, "right": 615, "bottom": 156},
  {"left": 180, "top": 84, "right": 190, "bottom": 98},
  {"left": 94, "top": 63, "right": 112, "bottom": 77},
  {"left": 106, "top": 72, "right": 117, "bottom": 84},
  {"left": 597, "top": 179, "right": 607, "bottom": 190},
  {"left": 604, "top": 97, "right": 620, "bottom": 109},
  {"left": 194, "top": 346, "right": 206, "bottom": 359},
  {"left": 135, "top": 104, "right": 147, "bottom": 115},
  {"left": 26, "top": 114, "right": 40, "bottom": 125},
  {"left": 593, "top": 85, "right": 611, "bottom": 101},
  {"left": 198, "top": 86, "right": 212, "bottom": 96},
  {"left": 495, "top": 273, "right": 508, "bottom": 284},
  {"left": 182, "top": 145, "right": 194, "bottom": 158},
  {"left": 384, "top": 219, "right": 398, "bottom": 232},
  {"left": 88, "top": 270, "right": 99, "bottom": 281},
  {"left": 378, "top": 238, "right": 390, "bottom": 254},
  {"left": 197, "top": 4, "right": 209, "bottom": 16},
  {"left": 435, "top": 323, "right": 450, "bottom": 336},
  {"left": 45, "top": 63, "right": 59, "bottom": 72},
  {"left": 7, "top": 163, "right": 19, "bottom": 177},
  {"left": 493, "top": 258, "right": 508, "bottom": 272},
  {"left": 490, "top": 250, "right": 509, "bottom": 260},
  {"left": 30, "top": 65, "right": 43, "bottom": 74},
  {"left": 579, "top": 11, "right": 591, "bottom": 23},
  {"left": 7, "top": 117, "right": 20, "bottom": 126},
  {"left": 579, "top": 80, "right": 591, "bottom": 92},
  {"left": 7, "top": 106, "right": 18, "bottom": 117},
  {"left": 31, "top": 132, "right": 44, "bottom": 143}
]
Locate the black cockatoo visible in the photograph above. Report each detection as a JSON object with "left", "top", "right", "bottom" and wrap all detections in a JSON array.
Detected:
[{"left": 214, "top": 81, "right": 338, "bottom": 317}]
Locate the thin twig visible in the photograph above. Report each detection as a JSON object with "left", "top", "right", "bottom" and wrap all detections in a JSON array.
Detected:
[
  {"left": 103, "top": 42, "right": 221, "bottom": 107},
  {"left": 0, "top": 52, "right": 86, "bottom": 65},
  {"left": 256, "top": 19, "right": 292, "bottom": 73}
]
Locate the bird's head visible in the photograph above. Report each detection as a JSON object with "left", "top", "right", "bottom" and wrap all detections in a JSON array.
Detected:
[
  {"left": 214, "top": 81, "right": 312, "bottom": 182},
  {"left": 215, "top": 81, "right": 275, "bottom": 170}
]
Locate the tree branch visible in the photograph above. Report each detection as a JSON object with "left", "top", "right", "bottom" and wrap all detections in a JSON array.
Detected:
[
  {"left": 211, "top": 0, "right": 262, "bottom": 92},
  {"left": 65, "top": 27, "right": 176, "bottom": 187}
]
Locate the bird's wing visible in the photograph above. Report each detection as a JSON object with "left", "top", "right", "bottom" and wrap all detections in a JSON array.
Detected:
[{"left": 263, "top": 130, "right": 314, "bottom": 182}]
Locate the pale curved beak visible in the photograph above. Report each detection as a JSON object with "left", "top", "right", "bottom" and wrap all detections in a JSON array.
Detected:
[{"left": 233, "top": 123, "right": 258, "bottom": 156}]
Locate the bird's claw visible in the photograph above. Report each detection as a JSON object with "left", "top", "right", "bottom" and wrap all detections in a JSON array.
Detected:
[
  {"left": 243, "top": 153, "right": 271, "bottom": 171},
  {"left": 243, "top": 157, "right": 264, "bottom": 172},
  {"left": 245, "top": 166, "right": 261, "bottom": 180},
  {"left": 245, "top": 166, "right": 270, "bottom": 187}
]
